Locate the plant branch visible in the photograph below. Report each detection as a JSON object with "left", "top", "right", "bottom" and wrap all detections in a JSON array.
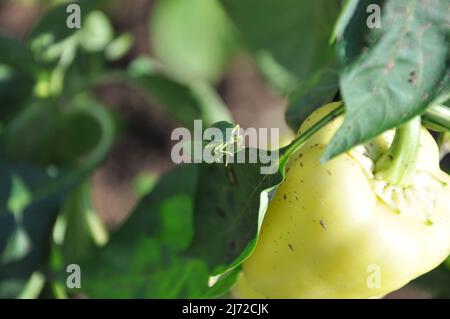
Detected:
[
  {"left": 422, "top": 104, "right": 450, "bottom": 132},
  {"left": 279, "top": 103, "right": 345, "bottom": 170},
  {"left": 375, "top": 117, "right": 421, "bottom": 186}
]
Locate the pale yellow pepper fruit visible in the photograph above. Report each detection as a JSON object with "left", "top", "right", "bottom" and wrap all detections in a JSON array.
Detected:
[{"left": 240, "top": 102, "right": 450, "bottom": 298}]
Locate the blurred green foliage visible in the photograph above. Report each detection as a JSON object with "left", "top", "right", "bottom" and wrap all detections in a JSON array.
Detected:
[
  {"left": 0, "top": 0, "right": 449, "bottom": 299},
  {"left": 151, "top": 0, "right": 237, "bottom": 84}
]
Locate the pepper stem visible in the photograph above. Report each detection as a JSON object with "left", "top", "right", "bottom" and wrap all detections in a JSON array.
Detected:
[{"left": 375, "top": 117, "right": 421, "bottom": 186}]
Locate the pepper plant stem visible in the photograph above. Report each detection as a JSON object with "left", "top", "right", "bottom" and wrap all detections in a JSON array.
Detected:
[
  {"left": 422, "top": 104, "right": 450, "bottom": 132},
  {"left": 279, "top": 103, "right": 345, "bottom": 170},
  {"left": 375, "top": 116, "right": 421, "bottom": 186}
]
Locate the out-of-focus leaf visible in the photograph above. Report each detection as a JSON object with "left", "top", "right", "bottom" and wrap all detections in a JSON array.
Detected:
[
  {"left": 57, "top": 110, "right": 102, "bottom": 163},
  {"left": 17, "top": 271, "right": 46, "bottom": 299},
  {"left": 132, "top": 173, "right": 157, "bottom": 199},
  {"left": 61, "top": 50, "right": 106, "bottom": 98},
  {"left": 7, "top": 175, "right": 32, "bottom": 216},
  {"left": 254, "top": 51, "right": 299, "bottom": 95},
  {"left": 0, "top": 95, "right": 115, "bottom": 298},
  {"left": 0, "top": 34, "right": 35, "bottom": 74},
  {"left": 105, "top": 33, "right": 134, "bottom": 61},
  {"left": 79, "top": 11, "right": 113, "bottom": 52},
  {"left": 56, "top": 180, "right": 108, "bottom": 265},
  {"left": 28, "top": 1, "right": 107, "bottom": 98},
  {"left": 285, "top": 68, "right": 339, "bottom": 132},
  {"left": 68, "top": 95, "right": 117, "bottom": 172},
  {"left": 28, "top": 0, "right": 103, "bottom": 62},
  {"left": 0, "top": 35, "right": 35, "bottom": 122},
  {"left": 189, "top": 81, "right": 233, "bottom": 126},
  {"left": 0, "top": 88, "right": 113, "bottom": 298},
  {"left": 2, "top": 97, "right": 106, "bottom": 166},
  {"left": 150, "top": 0, "right": 237, "bottom": 83},
  {"left": 128, "top": 57, "right": 202, "bottom": 128},
  {"left": 1, "top": 226, "right": 31, "bottom": 264},
  {"left": 221, "top": 0, "right": 340, "bottom": 94},
  {"left": 128, "top": 56, "right": 231, "bottom": 128},
  {"left": 323, "top": 0, "right": 450, "bottom": 162},
  {"left": 0, "top": 159, "right": 71, "bottom": 298},
  {"left": 3, "top": 176, "right": 32, "bottom": 264},
  {"left": 75, "top": 166, "right": 212, "bottom": 298},
  {"left": 2, "top": 101, "right": 59, "bottom": 163}
]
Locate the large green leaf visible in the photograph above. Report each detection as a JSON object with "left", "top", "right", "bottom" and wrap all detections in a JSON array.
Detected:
[
  {"left": 188, "top": 149, "right": 283, "bottom": 274},
  {"left": 221, "top": 0, "right": 340, "bottom": 94},
  {"left": 184, "top": 121, "right": 283, "bottom": 275},
  {"left": 323, "top": 0, "right": 450, "bottom": 161}
]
